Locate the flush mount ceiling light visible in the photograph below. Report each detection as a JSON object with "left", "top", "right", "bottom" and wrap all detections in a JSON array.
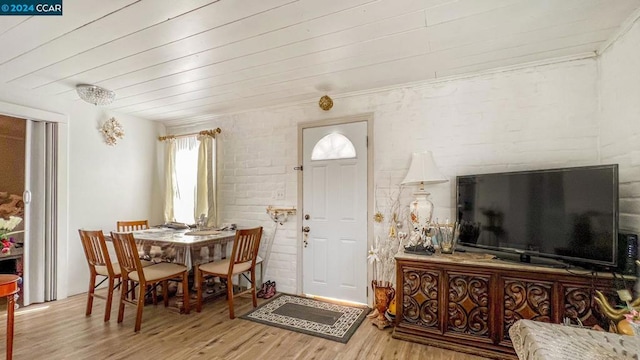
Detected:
[{"left": 76, "top": 84, "right": 116, "bottom": 106}]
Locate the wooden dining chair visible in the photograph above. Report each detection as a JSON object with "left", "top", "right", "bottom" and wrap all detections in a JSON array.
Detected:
[
  {"left": 195, "top": 227, "right": 263, "bottom": 319},
  {"left": 116, "top": 220, "right": 149, "bottom": 232},
  {"left": 78, "top": 229, "right": 121, "bottom": 322},
  {"left": 117, "top": 220, "right": 149, "bottom": 258},
  {"left": 117, "top": 219, "right": 164, "bottom": 262},
  {"left": 255, "top": 255, "right": 264, "bottom": 290},
  {"left": 110, "top": 231, "right": 190, "bottom": 332},
  {"left": 117, "top": 220, "right": 160, "bottom": 301}
]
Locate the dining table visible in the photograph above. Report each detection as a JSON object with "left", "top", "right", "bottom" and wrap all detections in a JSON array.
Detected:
[
  {"left": 108, "top": 227, "right": 238, "bottom": 312},
  {"left": 129, "top": 227, "right": 237, "bottom": 270}
]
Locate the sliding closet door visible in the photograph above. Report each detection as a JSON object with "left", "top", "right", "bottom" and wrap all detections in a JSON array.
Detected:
[
  {"left": 24, "top": 120, "right": 57, "bottom": 305},
  {"left": 45, "top": 123, "right": 57, "bottom": 301}
]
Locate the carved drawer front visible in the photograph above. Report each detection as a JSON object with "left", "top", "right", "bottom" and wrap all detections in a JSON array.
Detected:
[
  {"left": 447, "top": 273, "right": 491, "bottom": 338},
  {"left": 563, "top": 285, "right": 613, "bottom": 328},
  {"left": 503, "top": 279, "right": 552, "bottom": 341},
  {"left": 402, "top": 268, "right": 440, "bottom": 328}
]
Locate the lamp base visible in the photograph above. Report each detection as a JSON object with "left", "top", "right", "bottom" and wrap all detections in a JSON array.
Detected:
[{"left": 409, "top": 191, "right": 434, "bottom": 229}]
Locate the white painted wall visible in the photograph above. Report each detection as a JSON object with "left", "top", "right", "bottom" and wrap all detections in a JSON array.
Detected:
[
  {"left": 170, "top": 57, "right": 601, "bottom": 295},
  {"left": 68, "top": 109, "right": 165, "bottom": 296},
  {"left": 0, "top": 86, "right": 164, "bottom": 298},
  {"left": 599, "top": 17, "right": 640, "bottom": 235}
]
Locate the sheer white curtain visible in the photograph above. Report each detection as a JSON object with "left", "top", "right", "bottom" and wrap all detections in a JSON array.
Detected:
[
  {"left": 163, "top": 134, "right": 217, "bottom": 225},
  {"left": 163, "top": 139, "right": 176, "bottom": 223},
  {"left": 196, "top": 135, "right": 216, "bottom": 227}
]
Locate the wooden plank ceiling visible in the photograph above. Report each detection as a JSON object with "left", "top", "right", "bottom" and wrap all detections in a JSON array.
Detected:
[{"left": 0, "top": 0, "right": 638, "bottom": 125}]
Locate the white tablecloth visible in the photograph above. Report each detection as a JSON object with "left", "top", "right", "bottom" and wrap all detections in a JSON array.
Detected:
[{"left": 130, "top": 228, "right": 236, "bottom": 269}]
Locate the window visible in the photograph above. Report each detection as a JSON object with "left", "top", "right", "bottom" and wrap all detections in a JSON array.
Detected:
[
  {"left": 310, "top": 133, "right": 357, "bottom": 160},
  {"left": 173, "top": 137, "right": 199, "bottom": 224},
  {"left": 164, "top": 133, "right": 217, "bottom": 226}
]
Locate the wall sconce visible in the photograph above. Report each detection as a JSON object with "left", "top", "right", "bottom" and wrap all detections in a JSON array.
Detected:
[{"left": 266, "top": 206, "right": 297, "bottom": 225}]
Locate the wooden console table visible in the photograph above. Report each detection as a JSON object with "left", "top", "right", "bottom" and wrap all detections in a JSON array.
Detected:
[
  {"left": 393, "top": 252, "right": 630, "bottom": 360},
  {"left": 0, "top": 274, "right": 20, "bottom": 360}
]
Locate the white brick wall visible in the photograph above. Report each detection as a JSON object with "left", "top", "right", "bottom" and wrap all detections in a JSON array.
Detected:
[
  {"left": 599, "top": 18, "right": 640, "bottom": 235},
  {"left": 172, "top": 17, "right": 640, "bottom": 291},
  {"left": 170, "top": 57, "right": 606, "bottom": 295}
]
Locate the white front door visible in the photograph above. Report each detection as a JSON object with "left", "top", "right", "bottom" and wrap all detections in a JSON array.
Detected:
[{"left": 302, "top": 121, "right": 367, "bottom": 304}]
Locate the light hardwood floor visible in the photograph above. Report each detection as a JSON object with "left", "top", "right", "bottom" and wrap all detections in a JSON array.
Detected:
[{"left": 1, "top": 290, "right": 488, "bottom": 359}]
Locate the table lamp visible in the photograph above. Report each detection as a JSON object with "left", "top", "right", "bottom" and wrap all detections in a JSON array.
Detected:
[{"left": 401, "top": 151, "right": 448, "bottom": 239}]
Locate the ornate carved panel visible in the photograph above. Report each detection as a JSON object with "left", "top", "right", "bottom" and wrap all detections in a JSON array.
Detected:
[
  {"left": 395, "top": 257, "right": 629, "bottom": 360},
  {"left": 503, "top": 279, "right": 552, "bottom": 340},
  {"left": 563, "top": 286, "right": 614, "bottom": 328},
  {"left": 447, "top": 274, "right": 490, "bottom": 338},
  {"left": 402, "top": 268, "right": 439, "bottom": 328}
]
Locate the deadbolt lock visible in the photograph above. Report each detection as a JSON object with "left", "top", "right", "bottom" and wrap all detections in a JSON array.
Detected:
[{"left": 304, "top": 214, "right": 310, "bottom": 220}]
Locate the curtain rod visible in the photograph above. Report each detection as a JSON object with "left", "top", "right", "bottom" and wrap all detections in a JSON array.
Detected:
[{"left": 158, "top": 128, "right": 221, "bottom": 141}]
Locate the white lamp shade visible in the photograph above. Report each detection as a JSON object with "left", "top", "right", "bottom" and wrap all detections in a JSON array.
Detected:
[{"left": 401, "top": 151, "right": 448, "bottom": 185}]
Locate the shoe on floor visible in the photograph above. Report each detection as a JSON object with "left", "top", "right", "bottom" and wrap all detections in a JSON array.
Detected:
[
  {"left": 263, "top": 281, "right": 276, "bottom": 299},
  {"left": 257, "top": 281, "right": 271, "bottom": 298}
]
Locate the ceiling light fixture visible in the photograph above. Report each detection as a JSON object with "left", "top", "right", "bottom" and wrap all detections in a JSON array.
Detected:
[{"left": 75, "top": 84, "right": 116, "bottom": 106}]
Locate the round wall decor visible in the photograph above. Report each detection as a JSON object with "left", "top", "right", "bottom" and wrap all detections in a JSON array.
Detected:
[{"left": 319, "top": 95, "right": 333, "bottom": 111}]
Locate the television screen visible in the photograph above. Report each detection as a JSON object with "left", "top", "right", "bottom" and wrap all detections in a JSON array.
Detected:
[{"left": 456, "top": 164, "right": 618, "bottom": 267}]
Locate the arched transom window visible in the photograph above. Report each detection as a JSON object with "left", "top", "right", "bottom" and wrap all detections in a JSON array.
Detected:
[{"left": 310, "top": 132, "right": 357, "bottom": 160}]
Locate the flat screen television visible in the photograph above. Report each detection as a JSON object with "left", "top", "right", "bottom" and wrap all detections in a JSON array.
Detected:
[{"left": 456, "top": 164, "right": 618, "bottom": 268}]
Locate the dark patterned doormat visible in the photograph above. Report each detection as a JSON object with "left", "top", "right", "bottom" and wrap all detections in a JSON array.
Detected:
[{"left": 240, "top": 293, "right": 370, "bottom": 343}]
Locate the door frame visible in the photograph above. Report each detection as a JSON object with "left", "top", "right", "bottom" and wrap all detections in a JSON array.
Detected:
[{"left": 296, "top": 113, "right": 374, "bottom": 304}]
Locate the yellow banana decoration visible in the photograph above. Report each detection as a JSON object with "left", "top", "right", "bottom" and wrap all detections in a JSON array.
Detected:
[{"left": 594, "top": 290, "right": 640, "bottom": 322}]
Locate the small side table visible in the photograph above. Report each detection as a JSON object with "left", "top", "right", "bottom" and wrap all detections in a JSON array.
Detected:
[{"left": 0, "top": 274, "right": 19, "bottom": 360}]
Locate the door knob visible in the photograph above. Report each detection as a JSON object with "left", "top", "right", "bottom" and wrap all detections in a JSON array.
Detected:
[{"left": 302, "top": 226, "right": 310, "bottom": 233}]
